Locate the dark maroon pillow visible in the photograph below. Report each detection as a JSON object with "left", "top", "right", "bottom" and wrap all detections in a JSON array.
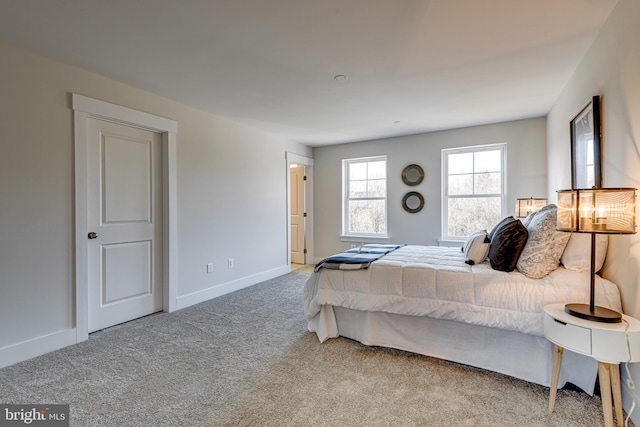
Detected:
[
  {"left": 488, "top": 216, "right": 515, "bottom": 241},
  {"left": 488, "top": 218, "right": 529, "bottom": 272}
]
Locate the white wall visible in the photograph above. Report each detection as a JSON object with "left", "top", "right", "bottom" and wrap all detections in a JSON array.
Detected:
[
  {"left": 0, "top": 41, "right": 312, "bottom": 366},
  {"left": 546, "top": 0, "right": 640, "bottom": 421},
  {"left": 313, "top": 117, "right": 547, "bottom": 258}
]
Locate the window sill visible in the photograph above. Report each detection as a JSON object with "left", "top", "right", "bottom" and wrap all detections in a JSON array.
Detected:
[{"left": 341, "top": 235, "right": 391, "bottom": 244}]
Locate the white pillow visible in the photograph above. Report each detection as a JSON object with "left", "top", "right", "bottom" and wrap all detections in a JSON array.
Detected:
[
  {"left": 561, "top": 233, "right": 609, "bottom": 273},
  {"left": 516, "top": 205, "right": 571, "bottom": 279},
  {"left": 520, "top": 210, "right": 538, "bottom": 228},
  {"left": 463, "top": 230, "right": 490, "bottom": 265}
]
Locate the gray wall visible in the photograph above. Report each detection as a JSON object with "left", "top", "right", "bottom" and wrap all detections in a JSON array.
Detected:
[
  {"left": 313, "top": 117, "right": 547, "bottom": 258},
  {"left": 0, "top": 41, "right": 312, "bottom": 365},
  {"left": 546, "top": 0, "right": 640, "bottom": 422},
  {"left": 547, "top": 0, "right": 640, "bottom": 316}
]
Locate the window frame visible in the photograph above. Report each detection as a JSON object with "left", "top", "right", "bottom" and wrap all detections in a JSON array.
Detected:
[
  {"left": 341, "top": 155, "right": 389, "bottom": 242},
  {"left": 441, "top": 143, "right": 507, "bottom": 241}
]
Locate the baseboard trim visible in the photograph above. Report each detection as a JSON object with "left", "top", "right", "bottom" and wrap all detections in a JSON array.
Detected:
[
  {"left": 0, "top": 267, "right": 292, "bottom": 368},
  {"left": 0, "top": 328, "right": 77, "bottom": 369},
  {"left": 175, "top": 265, "right": 290, "bottom": 310}
]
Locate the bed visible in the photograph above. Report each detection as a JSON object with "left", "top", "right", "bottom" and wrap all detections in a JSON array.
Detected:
[{"left": 303, "top": 208, "right": 622, "bottom": 394}]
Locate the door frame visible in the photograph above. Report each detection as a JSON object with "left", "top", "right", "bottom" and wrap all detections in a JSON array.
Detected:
[
  {"left": 285, "top": 152, "right": 314, "bottom": 266},
  {"left": 73, "top": 94, "right": 178, "bottom": 342}
]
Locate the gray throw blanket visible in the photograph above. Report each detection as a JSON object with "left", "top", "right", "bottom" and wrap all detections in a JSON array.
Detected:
[{"left": 314, "top": 244, "right": 404, "bottom": 272}]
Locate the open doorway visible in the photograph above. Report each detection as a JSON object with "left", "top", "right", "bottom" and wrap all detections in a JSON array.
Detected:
[
  {"left": 286, "top": 153, "right": 314, "bottom": 269},
  {"left": 290, "top": 164, "right": 306, "bottom": 265}
]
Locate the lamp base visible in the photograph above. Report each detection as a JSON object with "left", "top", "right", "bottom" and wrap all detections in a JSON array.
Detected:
[{"left": 564, "top": 303, "right": 622, "bottom": 323}]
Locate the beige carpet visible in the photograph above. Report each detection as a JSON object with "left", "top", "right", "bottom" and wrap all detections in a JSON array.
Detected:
[{"left": 0, "top": 266, "right": 632, "bottom": 426}]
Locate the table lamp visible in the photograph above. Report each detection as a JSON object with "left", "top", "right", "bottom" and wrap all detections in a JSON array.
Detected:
[
  {"left": 515, "top": 197, "right": 548, "bottom": 218},
  {"left": 556, "top": 188, "right": 636, "bottom": 323}
]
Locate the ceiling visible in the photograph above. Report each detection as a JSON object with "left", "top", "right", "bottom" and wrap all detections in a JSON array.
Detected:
[{"left": 0, "top": 0, "right": 619, "bottom": 146}]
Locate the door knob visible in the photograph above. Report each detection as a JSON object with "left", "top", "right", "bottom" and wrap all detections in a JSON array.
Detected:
[{"left": 88, "top": 232, "right": 98, "bottom": 239}]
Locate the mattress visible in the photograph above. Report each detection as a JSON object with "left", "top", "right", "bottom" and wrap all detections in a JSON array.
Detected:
[{"left": 304, "top": 245, "right": 622, "bottom": 340}]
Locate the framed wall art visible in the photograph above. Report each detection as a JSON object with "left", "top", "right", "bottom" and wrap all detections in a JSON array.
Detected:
[{"left": 571, "top": 95, "right": 601, "bottom": 189}]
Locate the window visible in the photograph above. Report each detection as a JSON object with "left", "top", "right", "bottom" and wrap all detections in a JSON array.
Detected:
[
  {"left": 342, "top": 156, "right": 387, "bottom": 239},
  {"left": 442, "top": 144, "right": 506, "bottom": 240}
]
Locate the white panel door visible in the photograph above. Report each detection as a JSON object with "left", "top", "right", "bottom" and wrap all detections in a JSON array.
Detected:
[
  {"left": 290, "top": 166, "right": 305, "bottom": 264},
  {"left": 87, "top": 118, "right": 163, "bottom": 332}
]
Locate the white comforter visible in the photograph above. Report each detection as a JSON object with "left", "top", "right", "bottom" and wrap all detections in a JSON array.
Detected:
[{"left": 303, "top": 245, "right": 622, "bottom": 338}]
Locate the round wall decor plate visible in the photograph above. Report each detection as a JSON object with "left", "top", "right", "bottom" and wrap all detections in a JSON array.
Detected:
[
  {"left": 401, "top": 164, "right": 424, "bottom": 186},
  {"left": 402, "top": 191, "right": 424, "bottom": 213}
]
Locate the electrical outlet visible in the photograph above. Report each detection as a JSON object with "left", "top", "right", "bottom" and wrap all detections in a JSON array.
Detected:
[
  {"left": 206, "top": 263, "right": 213, "bottom": 274},
  {"left": 228, "top": 258, "right": 234, "bottom": 268}
]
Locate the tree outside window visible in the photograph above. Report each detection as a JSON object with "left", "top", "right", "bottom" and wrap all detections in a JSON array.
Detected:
[
  {"left": 442, "top": 144, "right": 506, "bottom": 239},
  {"left": 343, "top": 156, "right": 387, "bottom": 237}
]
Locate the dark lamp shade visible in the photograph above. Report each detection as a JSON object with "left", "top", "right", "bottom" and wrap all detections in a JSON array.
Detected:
[
  {"left": 556, "top": 188, "right": 637, "bottom": 234},
  {"left": 515, "top": 198, "right": 547, "bottom": 218}
]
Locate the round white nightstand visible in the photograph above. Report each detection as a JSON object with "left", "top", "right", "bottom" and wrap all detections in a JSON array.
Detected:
[{"left": 544, "top": 303, "right": 640, "bottom": 427}]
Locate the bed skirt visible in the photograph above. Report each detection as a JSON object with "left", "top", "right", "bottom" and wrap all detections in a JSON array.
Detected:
[{"left": 308, "top": 305, "right": 598, "bottom": 395}]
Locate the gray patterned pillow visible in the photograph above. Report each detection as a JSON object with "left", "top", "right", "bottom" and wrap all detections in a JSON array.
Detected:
[{"left": 516, "top": 204, "right": 571, "bottom": 279}]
